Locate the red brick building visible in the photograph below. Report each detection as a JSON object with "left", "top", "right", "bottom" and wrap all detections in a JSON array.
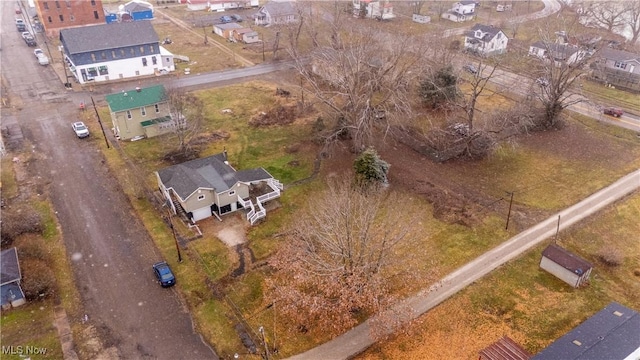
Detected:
[{"left": 35, "top": 0, "right": 105, "bottom": 36}]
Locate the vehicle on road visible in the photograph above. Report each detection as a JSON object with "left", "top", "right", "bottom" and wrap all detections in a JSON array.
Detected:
[
  {"left": 152, "top": 262, "right": 176, "bottom": 287},
  {"left": 603, "top": 107, "right": 624, "bottom": 118},
  {"left": 72, "top": 121, "right": 90, "bottom": 138},
  {"left": 34, "top": 48, "right": 44, "bottom": 57},
  {"left": 16, "top": 18, "right": 26, "bottom": 31},
  {"left": 463, "top": 64, "right": 478, "bottom": 74},
  {"left": 536, "top": 77, "right": 550, "bottom": 87},
  {"left": 231, "top": 14, "right": 243, "bottom": 22},
  {"left": 16, "top": 6, "right": 22, "bottom": 14},
  {"left": 37, "top": 54, "right": 50, "bottom": 65},
  {"left": 220, "top": 15, "right": 233, "bottom": 23},
  {"left": 22, "top": 32, "right": 37, "bottom": 47}
]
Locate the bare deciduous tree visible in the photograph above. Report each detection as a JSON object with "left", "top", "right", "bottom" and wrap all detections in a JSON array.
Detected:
[
  {"left": 624, "top": 1, "right": 640, "bottom": 45},
  {"left": 291, "top": 24, "right": 425, "bottom": 151},
  {"left": 412, "top": 0, "right": 427, "bottom": 15},
  {"left": 580, "top": 1, "right": 627, "bottom": 33},
  {"left": 266, "top": 177, "right": 417, "bottom": 335},
  {"left": 165, "top": 87, "right": 204, "bottom": 160}
]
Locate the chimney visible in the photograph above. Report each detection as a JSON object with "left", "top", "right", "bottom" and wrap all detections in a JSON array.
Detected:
[{"left": 223, "top": 147, "right": 227, "bottom": 160}]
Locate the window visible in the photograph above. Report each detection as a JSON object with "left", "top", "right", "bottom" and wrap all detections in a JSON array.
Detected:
[
  {"left": 101, "top": 52, "right": 106, "bottom": 60},
  {"left": 154, "top": 104, "right": 160, "bottom": 113},
  {"left": 55, "top": 1, "right": 60, "bottom": 9},
  {"left": 130, "top": 48, "right": 135, "bottom": 56},
  {"left": 91, "top": 0, "right": 96, "bottom": 5},
  {"left": 142, "top": 58, "right": 147, "bottom": 66},
  {"left": 149, "top": 45, "right": 155, "bottom": 53},
  {"left": 197, "top": 194, "right": 205, "bottom": 201},
  {"left": 94, "top": 11, "right": 99, "bottom": 19},
  {"left": 98, "top": 66, "right": 108, "bottom": 75},
  {"left": 59, "top": 14, "right": 64, "bottom": 22},
  {"left": 126, "top": 110, "right": 132, "bottom": 119},
  {"left": 111, "top": 50, "right": 116, "bottom": 58},
  {"left": 48, "top": 16, "right": 52, "bottom": 23},
  {"left": 43, "top": 2, "right": 49, "bottom": 10},
  {"left": 229, "top": 191, "right": 236, "bottom": 196},
  {"left": 614, "top": 61, "right": 627, "bottom": 70},
  {"left": 86, "top": 67, "right": 98, "bottom": 77},
  {"left": 140, "top": 107, "right": 146, "bottom": 116},
  {"left": 65, "top": 0, "right": 71, "bottom": 8},
  {"left": 120, "top": 49, "right": 125, "bottom": 57},
  {"left": 152, "top": 56, "right": 157, "bottom": 65},
  {"left": 70, "top": 15, "right": 75, "bottom": 21},
  {"left": 91, "top": 53, "right": 96, "bottom": 61},
  {"left": 140, "top": 46, "right": 145, "bottom": 54}
]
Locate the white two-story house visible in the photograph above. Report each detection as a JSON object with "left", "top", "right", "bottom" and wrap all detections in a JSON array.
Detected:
[
  {"left": 464, "top": 24, "right": 509, "bottom": 57},
  {"left": 352, "top": 0, "right": 395, "bottom": 20}
]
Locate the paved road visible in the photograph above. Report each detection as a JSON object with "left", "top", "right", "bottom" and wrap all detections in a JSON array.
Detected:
[
  {"left": 1, "top": 2, "right": 217, "bottom": 359},
  {"left": 290, "top": 170, "right": 640, "bottom": 360}
]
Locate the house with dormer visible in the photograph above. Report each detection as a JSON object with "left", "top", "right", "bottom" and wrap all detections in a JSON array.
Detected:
[
  {"left": 59, "top": 21, "right": 174, "bottom": 84},
  {"left": 529, "top": 41, "right": 587, "bottom": 65},
  {"left": 352, "top": 0, "right": 395, "bottom": 20},
  {"left": 254, "top": 1, "right": 298, "bottom": 26},
  {"left": 156, "top": 152, "right": 283, "bottom": 225},
  {"left": 464, "top": 24, "right": 508, "bottom": 57}
]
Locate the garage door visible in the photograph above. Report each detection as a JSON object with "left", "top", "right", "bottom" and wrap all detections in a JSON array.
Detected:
[{"left": 191, "top": 206, "right": 212, "bottom": 222}]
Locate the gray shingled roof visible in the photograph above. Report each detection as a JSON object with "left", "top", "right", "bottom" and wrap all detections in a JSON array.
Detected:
[
  {"left": 157, "top": 153, "right": 273, "bottom": 200},
  {"left": 466, "top": 24, "right": 504, "bottom": 43},
  {"left": 60, "top": 21, "right": 158, "bottom": 55},
  {"left": 261, "top": 1, "right": 297, "bottom": 17},
  {"left": 542, "top": 244, "right": 592, "bottom": 275},
  {"left": 600, "top": 47, "right": 640, "bottom": 63},
  {"left": 0, "top": 248, "right": 21, "bottom": 286},
  {"left": 532, "top": 302, "right": 640, "bottom": 360}
]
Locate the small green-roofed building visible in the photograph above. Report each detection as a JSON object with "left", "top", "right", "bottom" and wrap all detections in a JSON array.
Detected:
[{"left": 105, "top": 85, "right": 174, "bottom": 140}]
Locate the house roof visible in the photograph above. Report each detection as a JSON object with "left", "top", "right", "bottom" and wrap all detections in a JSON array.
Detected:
[
  {"left": 260, "top": 1, "right": 297, "bottom": 17},
  {"left": 600, "top": 47, "right": 640, "bottom": 63},
  {"left": 479, "top": 336, "right": 532, "bottom": 360},
  {"left": 0, "top": 248, "right": 21, "bottom": 286},
  {"left": 124, "top": 0, "right": 153, "bottom": 13},
  {"left": 458, "top": 0, "right": 477, "bottom": 5},
  {"left": 157, "top": 153, "right": 274, "bottom": 200},
  {"left": 466, "top": 24, "right": 505, "bottom": 43},
  {"left": 215, "top": 23, "right": 244, "bottom": 31},
  {"left": 541, "top": 244, "right": 592, "bottom": 275},
  {"left": 106, "top": 85, "right": 166, "bottom": 112},
  {"left": 60, "top": 21, "right": 158, "bottom": 55},
  {"left": 234, "top": 28, "right": 257, "bottom": 35},
  {"left": 532, "top": 302, "right": 640, "bottom": 360}
]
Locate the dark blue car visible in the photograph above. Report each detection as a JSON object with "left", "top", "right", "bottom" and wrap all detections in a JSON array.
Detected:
[{"left": 152, "top": 261, "right": 176, "bottom": 287}]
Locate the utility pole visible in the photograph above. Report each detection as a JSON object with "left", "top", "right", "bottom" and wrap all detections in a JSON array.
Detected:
[
  {"left": 554, "top": 215, "right": 561, "bottom": 244},
  {"left": 259, "top": 326, "right": 270, "bottom": 360},
  {"left": 505, "top": 191, "right": 514, "bottom": 230},
  {"left": 90, "top": 97, "right": 110, "bottom": 149}
]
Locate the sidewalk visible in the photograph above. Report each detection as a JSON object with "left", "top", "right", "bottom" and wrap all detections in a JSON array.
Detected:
[{"left": 288, "top": 169, "right": 640, "bottom": 359}]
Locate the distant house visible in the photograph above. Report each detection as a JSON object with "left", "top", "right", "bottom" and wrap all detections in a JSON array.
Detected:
[
  {"left": 254, "top": 1, "right": 298, "bottom": 26},
  {"left": 60, "top": 21, "right": 174, "bottom": 84},
  {"left": 105, "top": 85, "right": 174, "bottom": 141},
  {"left": 539, "top": 244, "right": 592, "bottom": 288},
  {"left": 213, "top": 22, "right": 243, "bottom": 39},
  {"left": 479, "top": 336, "right": 532, "bottom": 360},
  {"left": 442, "top": 0, "right": 476, "bottom": 22},
  {"left": 0, "top": 248, "right": 26, "bottom": 310},
  {"left": 528, "top": 41, "right": 587, "bottom": 65},
  {"left": 231, "top": 28, "right": 259, "bottom": 44},
  {"left": 591, "top": 47, "right": 640, "bottom": 92},
  {"left": 464, "top": 24, "right": 509, "bottom": 57},
  {"left": 156, "top": 152, "right": 283, "bottom": 224},
  {"left": 352, "top": 0, "right": 395, "bottom": 20},
  {"left": 532, "top": 302, "right": 640, "bottom": 360}
]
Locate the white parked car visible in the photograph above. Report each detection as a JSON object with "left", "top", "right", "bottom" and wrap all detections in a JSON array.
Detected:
[
  {"left": 34, "top": 48, "right": 49, "bottom": 65},
  {"left": 72, "top": 121, "right": 89, "bottom": 138}
]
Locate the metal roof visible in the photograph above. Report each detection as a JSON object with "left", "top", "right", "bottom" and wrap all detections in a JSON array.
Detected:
[
  {"left": 479, "top": 336, "right": 532, "bottom": 360},
  {"left": 106, "top": 85, "right": 165, "bottom": 112},
  {"left": 157, "top": 153, "right": 273, "bottom": 200},
  {"left": 60, "top": 21, "right": 158, "bottom": 54},
  {"left": 532, "top": 302, "right": 640, "bottom": 360},
  {"left": 0, "top": 248, "right": 21, "bottom": 286},
  {"left": 541, "top": 244, "right": 592, "bottom": 275}
]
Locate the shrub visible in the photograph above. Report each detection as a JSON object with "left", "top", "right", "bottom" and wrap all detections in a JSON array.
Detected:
[
  {"left": 597, "top": 247, "right": 623, "bottom": 267},
  {"left": 0, "top": 204, "right": 44, "bottom": 246},
  {"left": 15, "top": 234, "right": 49, "bottom": 261},
  {"left": 21, "top": 259, "right": 56, "bottom": 301}
]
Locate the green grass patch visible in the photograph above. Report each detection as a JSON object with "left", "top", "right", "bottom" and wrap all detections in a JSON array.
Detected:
[
  {"left": 1, "top": 157, "right": 19, "bottom": 199},
  {"left": 0, "top": 302, "right": 64, "bottom": 360}
]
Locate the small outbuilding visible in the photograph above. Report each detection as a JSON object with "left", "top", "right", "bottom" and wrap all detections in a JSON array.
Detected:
[
  {"left": 539, "top": 244, "right": 592, "bottom": 288},
  {"left": 0, "top": 248, "right": 26, "bottom": 310}
]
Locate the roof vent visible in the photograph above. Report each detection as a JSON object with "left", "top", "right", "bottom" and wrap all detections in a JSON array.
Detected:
[
  {"left": 572, "top": 340, "right": 582, "bottom": 346},
  {"left": 123, "top": 92, "right": 127, "bottom": 97},
  {"left": 136, "top": 87, "right": 141, "bottom": 92},
  {"left": 613, "top": 311, "right": 623, "bottom": 317}
]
